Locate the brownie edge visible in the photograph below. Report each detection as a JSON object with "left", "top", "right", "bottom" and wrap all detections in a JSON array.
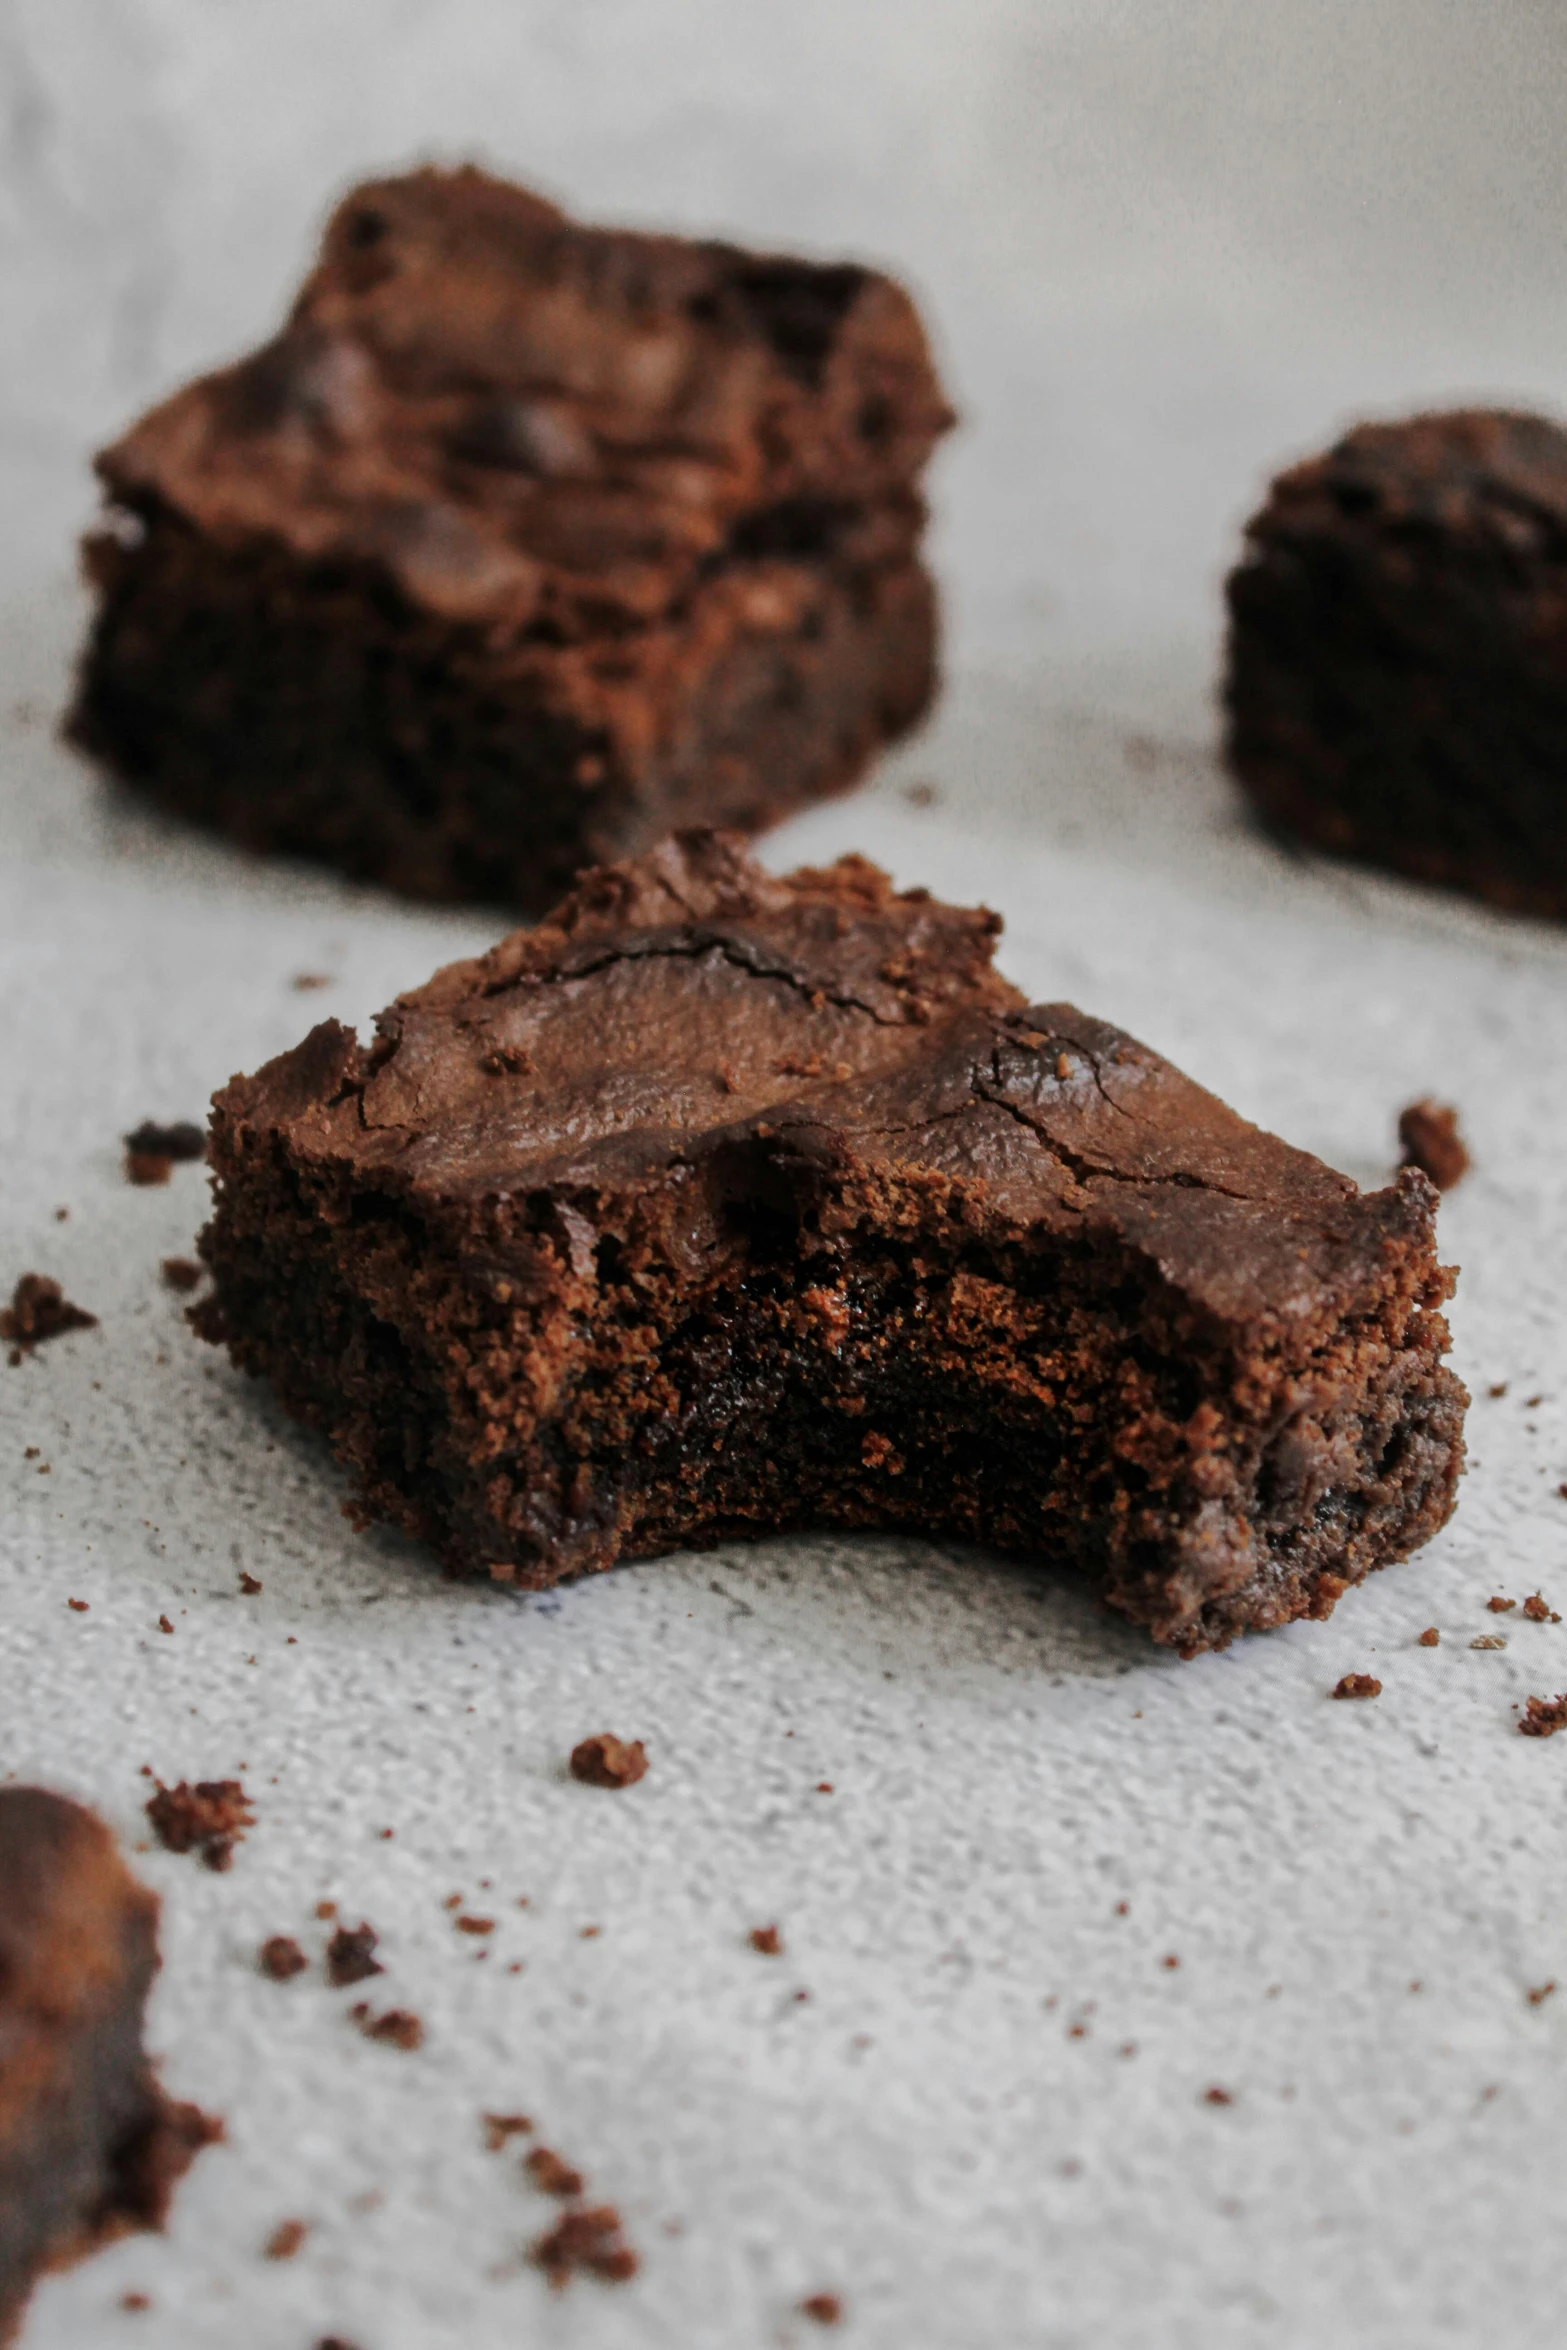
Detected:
[{"left": 0, "top": 1789, "right": 218, "bottom": 2342}]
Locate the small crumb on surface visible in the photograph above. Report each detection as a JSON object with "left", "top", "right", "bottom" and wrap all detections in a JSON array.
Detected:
[
  {"left": 1519, "top": 1693, "right": 1567, "bottom": 1738},
  {"left": 1470, "top": 1635, "right": 1507, "bottom": 1651},
  {"left": 801, "top": 2292, "right": 844, "bottom": 2324},
  {"left": 2, "top": 1273, "right": 97, "bottom": 1355},
  {"left": 239, "top": 1571, "right": 262, "bottom": 1595},
  {"left": 816, "top": 1781, "right": 834, "bottom": 1794},
  {"left": 749, "top": 1924, "right": 784, "bottom": 1955},
  {"left": 1332, "top": 1674, "right": 1382, "bottom": 1699},
  {"left": 483, "top": 2112, "right": 533, "bottom": 2152},
  {"left": 292, "top": 973, "right": 333, "bottom": 990},
  {"left": 1522, "top": 1593, "right": 1561, "bottom": 1622},
  {"left": 264, "top": 2218, "right": 308, "bottom": 2260},
  {"left": 569, "top": 1733, "right": 648, "bottom": 1789},
  {"left": 1203, "top": 2086, "right": 1235, "bottom": 2106},
  {"left": 1161, "top": 1954, "right": 1180, "bottom": 1970},
  {"left": 349, "top": 2002, "right": 423, "bottom": 2050},
  {"left": 145, "top": 1778, "right": 253, "bottom": 1870},
  {"left": 455, "top": 1914, "right": 494, "bottom": 1936},
  {"left": 1488, "top": 1595, "right": 1517, "bottom": 1613},
  {"left": 1526, "top": 1981, "right": 1556, "bottom": 2006},
  {"left": 1397, "top": 1099, "right": 1469, "bottom": 1190},
  {"left": 160, "top": 1257, "right": 203, "bottom": 1292},
  {"left": 1417, "top": 1627, "right": 1440, "bottom": 1646},
  {"left": 120, "top": 2292, "right": 150, "bottom": 2313},
  {"left": 326, "top": 1922, "right": 384, "bottom": 1987},
  {"left": 259, "top": 1934, "right": 308, "bottom": 1982},
  {"left": 531, "top": 2204, "right": 639, "bottom": 2289},
  {"left": 526, "top": 2147, "right": 585, "bottom": 2198},
  {"left": 68, "top": 1598, "right": 89, "bottom": 1613}
]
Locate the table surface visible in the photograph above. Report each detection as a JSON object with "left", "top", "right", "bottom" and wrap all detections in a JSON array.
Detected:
[{"left": 3, "top": 5, "right": 1566, "bottom": 2345}]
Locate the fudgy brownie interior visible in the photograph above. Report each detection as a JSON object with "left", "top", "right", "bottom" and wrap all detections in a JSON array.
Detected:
[{"left": 198, "top": 832, "right": 1465, "bottom": 1654}]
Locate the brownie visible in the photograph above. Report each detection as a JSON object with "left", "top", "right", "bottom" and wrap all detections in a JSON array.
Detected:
[
  {"left": 0, "top": 1789, "right": 218, "bottom": 2342},
  {"left": 68, "top": 165, "right": 952, "bottom": 908},
  {"left": 195, "top": 830, "right": 1466, "bottom": 1656},
  {"left": 1224, "top": 409, "right": 1567, "bottom": 916}
]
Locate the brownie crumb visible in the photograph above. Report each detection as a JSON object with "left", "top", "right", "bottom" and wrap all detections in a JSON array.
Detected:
[
  {"left": 120, "top": 2292, "right": 151, "bottom": 2312},
  {"left": 1332, "top": 1674, "right": 1382, "bottom": 1700},
  {"left": 2, "top": 1273, "right": 97, "bottom": 1356},
  {"left": 125, "top": 1120, "right": 205, "bottom": 1164},
  {"left": 238, "top": 1571, "right": 262, "bottom": 1595},
  {"left": 349, "top": 2002, "right": 423, "bottom": 2049},
  {"left": 526, "top": 2147, "right": 585, "bottom": 2198},
  {"left": 1488, "top": 1595, "right": 1517, "bottom": 1613},
  {"left": 531, "top": 2203, "right": 639, "bottom": 2289},
  {"left": 264, "top": 2218, "right": 308, "bottom": 2260},
  {"left": 145, "top": 1777, "right": 253, "bottom": 1870},
  {"left": 292, "top": 973, "right": 333, "bottom": 991},
  {"left": 749, "top": 1924, "right": 784, "bottom": 1956},
  {"left": 802, "top": 2292, "right": 844, "bottom": 2324},
  {"left": 157, "top": 1615, "right": 174, "bottom": 1636},
  {"left": 483, "top": 2111, "right": 533, "bottom": 2152},
  {"left": 326, "top": 1922, "right": 384, "bottom": 1988},
  {"left": 1519, "top": 1693, "right": 1567, "bottom": 1738},
  {"left": 1397, "top": 1099, "right": 1469, "bottom": 1191},
  {"left": 161, "top": 1257, "right": 204, "bottom": 1292},
  {"left": 1417, "top": 1627, "right": 1440, "bottom": 1647},
  {"left": 315, "top": 2338, "right": 362, "bottom": 2350},
  {"left": 1203, "top": 2086, "right": 1235, "bottom": 2106},
  {"left": 1526, "top": 1981, "right": 1557, "bottom": 2005},
  {"left": 68, "top": 1598, "right": 89, "bottom": 1613},
  {"left": 569, "top": 1734, "right": 648, "bottom": 1789},
  {"left": 1522, "top": 1593, "right": 1561, "bottom": 1623},
  {"left": 455, "top": 1913, "right": 494, "bottom": 1936},
  {"left": 258, "top": 1934, "right": 308, "bottom": 1981}
]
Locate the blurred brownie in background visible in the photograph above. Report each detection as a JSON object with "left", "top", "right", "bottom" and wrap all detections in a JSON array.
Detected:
[
  {"left": 1225, "top": 409, "right": 1567, "bottom": 918},
  {"left": 69, "top": 166, "right": 953, "bottom": 907},
  {"left": 0, "top": 1789, "right": 218, "bottom": 2340}
]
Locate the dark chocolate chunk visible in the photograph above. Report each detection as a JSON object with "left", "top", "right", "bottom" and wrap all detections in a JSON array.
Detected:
[
  {"left": 194, "top": 830, "right": 1466, "bottom": 1657},
  {"left": 0, "top": 1790, "right": 220, "bottom": 2340},
  {"left": 70, "top": 165, "right": 952, "bottom": 908},
  {"left": 1225, "top": 410, "right": 1567, "bottom": 917}
]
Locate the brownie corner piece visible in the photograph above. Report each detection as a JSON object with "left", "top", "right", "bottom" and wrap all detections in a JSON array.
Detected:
[
  {"left": 197, "top": 826, "right": 1466, "bottom": 1655},
  {"left": 1224, "top": 406, "right": 1567, "bottom": 917},
  {"left": 0, "top": 1788, "right": 218, "bottom": 2339},
  {"left": 67, "top": 163, "right": 952, "bottom": 908}
]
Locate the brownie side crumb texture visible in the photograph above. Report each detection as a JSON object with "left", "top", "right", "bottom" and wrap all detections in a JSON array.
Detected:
[
  {"left": 194, "top": 829, "right": 1468, "bottom": 1656},
  {"left": 144, "top": 1779, "right": 254, "bottom": 1872},
  {"left": 0, "top": 1790, "right": 220, "bottom": 2344},
  {"left": 2, "top": 1275, "right": 97, "bottom": 1362},
  {"left": 69, "top": 164, "right": 953, "bottom": 908},
  {"left": 1225, "top": 409, "right": 1567, "bottom": 917},
  {"left": 1397, "top": 1100, "right": 1469, "bottom": 1192},
  {"left": 568, "top": 1735, "right": 648, "bottom": 1789}
]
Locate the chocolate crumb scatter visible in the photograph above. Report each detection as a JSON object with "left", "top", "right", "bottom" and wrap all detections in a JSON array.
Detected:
[
  {"left": 161, "top": 1257, "right": 203, "bottom": 1292},
  {"left": 349, "top": 2002, "right": 423, "bottom": 2050},
  {"left": 1527, "top": 1981, "right": 1556, "bottom": 2005},
  {"left": 1488, "top": 1596, "right": 1517, "bottom": 1613},
  {"left": 802, "top": 2293, "right": 844, "bottom": 2325},
  {"left": 264, "top": 2218, "right": 308, "bottom": 2260},
  {"left": 483, "top": 2112, "right": 533, "bottom": 2152},
  {"left": 1397, "top": 1099, "right": 1469, "bottom": 1191},
  {"left": 526, "top": 2147, "right": 585, "bottom": 2197},
  {"left": 1519, "top": 1693, "right": 1567, "bottom": 1738},
  {"left": 326, "top": 1922, "right": 383, "bottom": 1987},
  {"left": 1417, "top": 1627, "right": 1440, "bottom": 1647},
  {"left": 145, "top": 1777, "right": 253, "bottom": 1870},
  {"left": 531, "top": 2204, "right": 639, "bottom": 2290},
  {"left": 569, "top": 1734, "right": 648, "bottom": 1789},
  {"left": 1332, "top": 1673, "right": 1382, "bottom": 1699},
  {"left": 259, "top": 1934, "right": 308, "bottom": 1981},
  {"left": 1522, "top": 1593, "right": 1561, "bottom": 1623},
  {"left": 749, "top": 1925, "right": 784, "bottom": 1956},
  {"left": 2, "top": 1273, "right": 97, "bottom": 1356}
]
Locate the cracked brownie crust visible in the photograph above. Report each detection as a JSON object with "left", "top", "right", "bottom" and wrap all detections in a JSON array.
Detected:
[
  {"left": 197, "top": 831, "right": 1465, "bottom": 1653},
  {"left": 1225, "top": 409, "right": 1567, "bottom": 916},
  {"left": 69, "top": 165, "right": 951, "bottom": 907}
]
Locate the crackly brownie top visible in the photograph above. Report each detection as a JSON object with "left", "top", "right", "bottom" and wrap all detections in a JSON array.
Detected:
[
  {"left": 94, "top": 165, "right": 953, "bottom": 635},
  {"left": 1246, "top": 408, "right": 1567, "bottom": 556},
  {"left": 0, "top": 1789, "right": 157, "bottom": 2043},
  {"left": 215, "top": 832, "right": 1441, "bottom": 1343}
]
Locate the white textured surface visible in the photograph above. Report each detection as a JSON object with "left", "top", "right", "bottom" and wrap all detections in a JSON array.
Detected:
[{"left": 3, "top": 6, "right": 1567, "bottom": 2345}]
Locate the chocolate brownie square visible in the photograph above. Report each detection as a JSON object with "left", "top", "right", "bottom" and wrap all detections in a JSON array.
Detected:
[
  {"left": 0, "top": 1790, "right": 218, "bottom": 2341},
  {"left": 1225, "top": 409, "right": 1567, "bottom": 916},
  {"left": 195, "top": 830, "right": 1466, "bottom": 1656},
  {"left": 69, "top": 166, "right": 952, "bottom": 907}
]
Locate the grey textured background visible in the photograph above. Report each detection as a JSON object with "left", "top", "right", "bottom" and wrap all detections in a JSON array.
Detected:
[{"left": 2, "top": 5, "right": 1566, "bottom": 2345}]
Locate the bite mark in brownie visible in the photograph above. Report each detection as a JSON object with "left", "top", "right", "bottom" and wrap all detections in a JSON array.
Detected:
[
  {"left": 1225, "top": 410, "right": 1567, "bottom": 917},
  {"left": 195, "top": 830, "right": 1467, "bottom": 1655},
  {"left": 70, "top": 165, "right": 952, "bottom": 907},
  {"left": 0, "top": 1790, "right": 220, "bottom": 2344}
]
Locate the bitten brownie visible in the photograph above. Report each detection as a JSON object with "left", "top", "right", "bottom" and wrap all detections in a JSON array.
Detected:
[
  {"left": 196, "top": 830, "right": 1466, "bottom": 1655},
  {"left": 69, "top": 165, "right": 951, "bottom": 907},
  {"left": 0, "top": 1789, "right": 217, "bottom": 2342},
  {"left": 1225, "top": 409, "right": 1567, "bottom": 917}
]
